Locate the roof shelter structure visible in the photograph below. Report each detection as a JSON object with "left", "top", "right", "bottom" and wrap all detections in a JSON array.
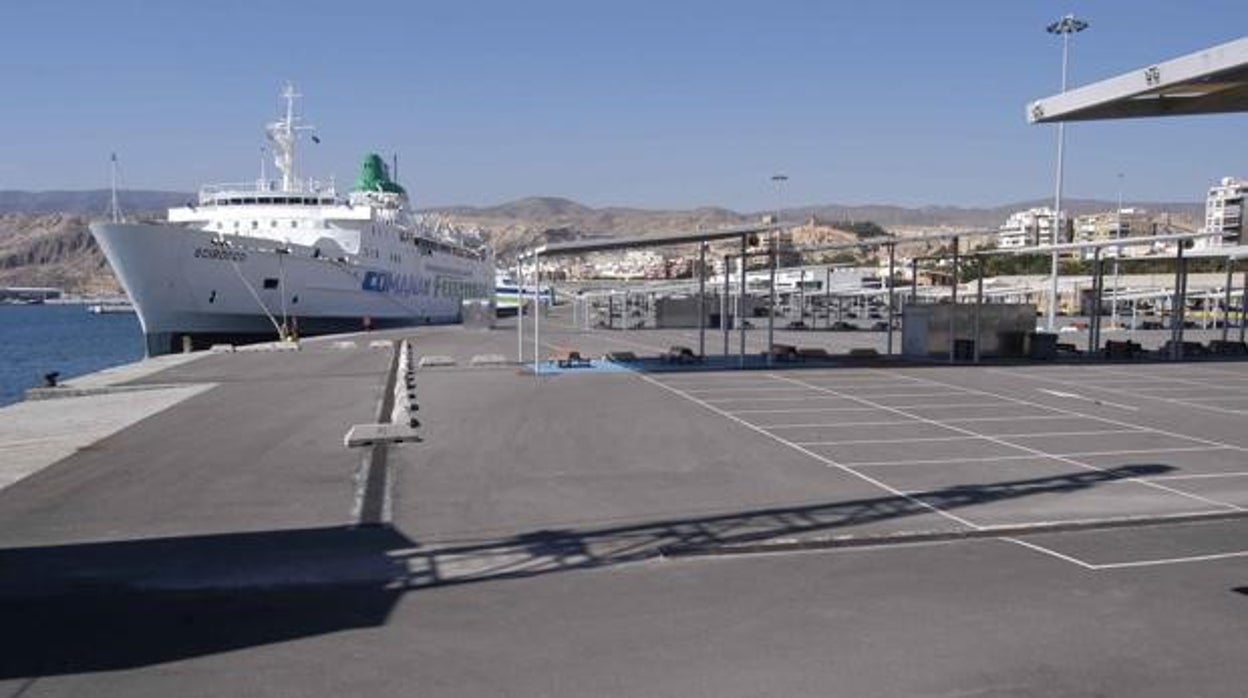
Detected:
[
  {"left": 1023, "top": 35, "right": 1248, "bottom": 359},
  {"left": 520, "top": 223, "right": 781, "bottom": 372},
  {"left": 1027, "top": 36, "right": 1248, "bottom": 123},
  {"left": 527, "top": 225, "right": 988, "bottom": 369}
]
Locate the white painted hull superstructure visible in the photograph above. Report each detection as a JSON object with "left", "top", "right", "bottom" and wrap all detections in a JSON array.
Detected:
[{"left": 90, "top": 85, "right": 491, "bottom": 355}]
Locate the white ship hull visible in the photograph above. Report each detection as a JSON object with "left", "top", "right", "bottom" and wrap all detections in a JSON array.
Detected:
[{"left": 92, "top": 222, "right": 492, "bottom": 355}]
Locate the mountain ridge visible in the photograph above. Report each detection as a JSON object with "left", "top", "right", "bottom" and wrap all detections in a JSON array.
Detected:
[{"left": 0, "top": 190, "right": 1205, "bottom": 294}]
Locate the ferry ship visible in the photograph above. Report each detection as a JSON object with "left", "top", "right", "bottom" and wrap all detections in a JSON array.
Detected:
[{"left": 91, "top": 85, "right": 493, "bottom": 356}]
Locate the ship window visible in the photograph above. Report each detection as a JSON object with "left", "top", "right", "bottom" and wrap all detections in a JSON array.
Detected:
[
  {"left": 251, "top": 221, "right": 258, "bottom": 229},
  {"left": 244, "top": 198, "right": 256, "bottom": 204},
  {"left": 263, "top": 278, "right": 279, "bottom": 289},
  {"left": 271, "top": 220, "right": 278, "bottom": 228},
  {"left": 290, "top": 221, "right": 297, "bottom": 228}
]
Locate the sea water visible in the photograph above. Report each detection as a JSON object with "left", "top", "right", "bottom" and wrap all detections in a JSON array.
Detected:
[{"left": 0, "top": 304, "right": 144, "bottom": 407}]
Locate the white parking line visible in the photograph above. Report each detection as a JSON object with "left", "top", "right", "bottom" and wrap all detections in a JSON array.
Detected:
[
  {"left": 938, "top": 414, "right": 1074, "bottom": 424},
  {"left": 731, "top": 406, "right": 883, "bottom": 415},
  {"left": 886, "top": 401, "right": 1023, "bottom": 411},
  {"left": 835, "top": 391, "right": 978, "bottom": 400},
  {"left": 831, "top": 444, "right": 1233, "bottom": 467},
  {"left": 795, "top": 435, "right": 983, "bottom": 447},
  {"left": 636, "top": 374, "right": 983, "bottom": 531},
  {"left": 981, "top": 429, "right": 1148, "bottom": 439},
  {"left": 994, "top": 369, "right": 1248, "bottom": 417},
  {"left": 1036, "top": 388, "right": 1139, "bottom": 411},
  {"left": 776, "top": 373, "right": 1243, "bottom": 511},
  {"left": 905, "top": 373, "right": 1248, "bottom": 454},
  {"left": 793, "top": 429, "right": 1147, "bottom": 447},
  {"left": 1004, "top": 537, "right": 1248, "bottom": 570},
  {"left": 1147, "top": 471, "right": 1248, "bottom": 481},
  {"left": 704, "top": 395, "right": 843, "bottom": 404},
  {"left": 761, "top": 420, "right": 918, "bottom": 429},
  {"left": 683, "top": 386, "right": 826, "bottom": 394},
  {"left": 848, "top": 454, "right": 1046, "bottom": 467},
  {"left": 1002, "top": 538, "right": 1098, "bottom": 570},
  {"left": 1091, "top": 550, "right": 1248, "bottom": 569}
]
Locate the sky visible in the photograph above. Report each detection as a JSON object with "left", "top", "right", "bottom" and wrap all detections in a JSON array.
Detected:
[{"left": 1, "top": 0, "right": 1245, "bottom": 211}]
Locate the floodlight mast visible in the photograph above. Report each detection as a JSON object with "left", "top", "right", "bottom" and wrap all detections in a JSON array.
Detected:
[
  {"left": 1045, "top": 13, "right": 1089, "bottom": 332},
  {"left": 769, "top": 174, "right": 788, "bottom": 357}
]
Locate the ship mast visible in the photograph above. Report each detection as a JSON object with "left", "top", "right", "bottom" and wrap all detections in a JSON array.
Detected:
[
  {"left": 265, "top": 83, "right": 315, "bottom": 192},
  {"left": 108, "top": 153, "right": 122, "bottom": 223}
]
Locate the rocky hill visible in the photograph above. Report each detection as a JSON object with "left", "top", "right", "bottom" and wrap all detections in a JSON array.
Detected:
[
  {"left": 0, "top": 213, "right": 120, "bottom": 294},
  {"left": 0, "top": 190, "right": 1204, "bottom": 294}
]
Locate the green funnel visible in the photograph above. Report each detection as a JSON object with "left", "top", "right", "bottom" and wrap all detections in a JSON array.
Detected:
[{"left": 355, "top": 153, "right": 406, "bottom": 194}]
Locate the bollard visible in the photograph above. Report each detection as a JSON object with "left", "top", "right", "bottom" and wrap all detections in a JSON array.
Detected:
[{"left": 344, "top": 338, "right": 423, "bottom": 447}]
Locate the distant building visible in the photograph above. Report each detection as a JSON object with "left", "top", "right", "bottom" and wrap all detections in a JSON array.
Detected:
[
  {"left": 1073, "top": 208, "right": 1151, "bottom": 259},
  {"left": 0, "top": 287, "right": 62, "bottom": 303},
  {"left": 1204, "top": 176, "right": 1246, "bottom": 246},
  {"left": 997, "top": 207, "right": 1056, "bottom": 249}
]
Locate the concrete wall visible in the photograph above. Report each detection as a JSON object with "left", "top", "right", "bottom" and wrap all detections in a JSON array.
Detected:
[{"left": 902, "top": 303, "right": 1036, "bottom": 359}]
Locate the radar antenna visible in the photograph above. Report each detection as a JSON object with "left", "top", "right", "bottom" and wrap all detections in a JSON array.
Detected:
[{"left": 265, "top": 83, "right": 316, "bottom": 192}]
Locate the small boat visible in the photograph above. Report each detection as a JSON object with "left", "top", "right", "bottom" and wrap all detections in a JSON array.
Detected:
[{"left": 87, "top": 302, "right": 136, "bottom": 314}]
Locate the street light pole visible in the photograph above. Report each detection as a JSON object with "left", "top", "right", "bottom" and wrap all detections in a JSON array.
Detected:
[
  {"left": 1046, "top": 13, "right": 1088, "bottom": 333},
  {"left": 1112, "top": 172, "right": 1123, "bottom": 330},
  {"left": 769, "top": 174, "right": 788, "bottom": 359}
]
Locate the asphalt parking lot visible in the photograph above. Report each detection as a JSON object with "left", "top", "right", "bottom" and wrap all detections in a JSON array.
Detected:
[{"left": 2, "top": 317, "right": 1246, "bottom": 696}]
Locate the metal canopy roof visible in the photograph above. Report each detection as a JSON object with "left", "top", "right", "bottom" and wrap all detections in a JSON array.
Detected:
[
  {"left": 534, "top": 223, "right": 780, "bottom": 257},
  {"left": 1027, "top": 36, "right": 1248, "bottom": 123}
]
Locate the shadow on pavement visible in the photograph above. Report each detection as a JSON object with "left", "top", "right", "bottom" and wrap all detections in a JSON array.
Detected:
[
  {"left": 0, "top": 464, "right": 1178, "bottom": 678},
  {"left": 0, "top": 526, "right": 412, "bottom": 679},
  {"left": 396, "top": 463, "right": 1179, "bottom": 588}
]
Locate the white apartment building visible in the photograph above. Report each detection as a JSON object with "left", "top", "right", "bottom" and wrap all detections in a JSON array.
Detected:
[
  {"left": 1073, "top": 208, "right": 1151, "bottom": 259},
  {"left": 1204, "top": 176, "right": 1246, "bottom": 246},
  {"left": 997, "top": 207, "right": 1056, "bottom": 249}
]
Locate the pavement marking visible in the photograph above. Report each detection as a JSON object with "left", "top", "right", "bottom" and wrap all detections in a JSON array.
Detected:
[
  {"left": 893, "top": 375, "right": 1248, "bottom": 509},
  {"left": 938, "top": 414, "right": 1091, "bottom": 424},
  {"left": 995, "top": 369, "right": 1248, "bottom": 417},
  {"left": 1036, "top": 388, "right": 1139, "bottom": 411},
  {"left": 845, "top": 446, "right": 1235, "bottom": 468},
  {"left": 1001, "top": 537, "right": 1099, "bottom": 570},
  {"left": 902, "top": 372, "right": 1248, "bottom": 454},
  {"left": 773, "top": 374, "right": 1243, "bottom": 511},
  {"left": 683, "top": 386, "right": 816, "bottom": 393},
  {"left": 704, "top": 395, "right": 850, "bottom": 404},
  {"left": 1147, "top": 471, "right": 1248, "bottom": 481},
  {"left": 761, "top": 420, "right": 920, "bottom": 429},
  {"left": 1090, "top": 549, "right": 1248, "bottom": 569},
  {"left": 833, "top": 390, "right": 980, "bottom": 400},
  {"left": 974, "top": 428, "right": 1148, "bottom": 439},
  {"left": 730, "top": 406, "right": 884, "bottom": 415},
  {"left": 884, "top": 401, "right": 1019, "bottom": 410},
  {"left": 784, "top": 381, "right": 917, "bottom": 390},
  {"left": 635, "top": 373, "right": 984, "bottom": 532},
  {"left": 774, "top": 374, "right": 1244, "bottom": 512},
  {"left": 1123, "top": 385, "right": 1247, "bottom": 394},
  {"left": 795, "top": 435, "right": 986, "bottom": 447},
  {"left": 848, "top": 454, "right": 1053, "bottom": 467}
]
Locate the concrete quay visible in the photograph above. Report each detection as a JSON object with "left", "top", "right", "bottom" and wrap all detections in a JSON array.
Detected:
[{"left": 2, "top": 313, "right": 1247, "bottom": 697}]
